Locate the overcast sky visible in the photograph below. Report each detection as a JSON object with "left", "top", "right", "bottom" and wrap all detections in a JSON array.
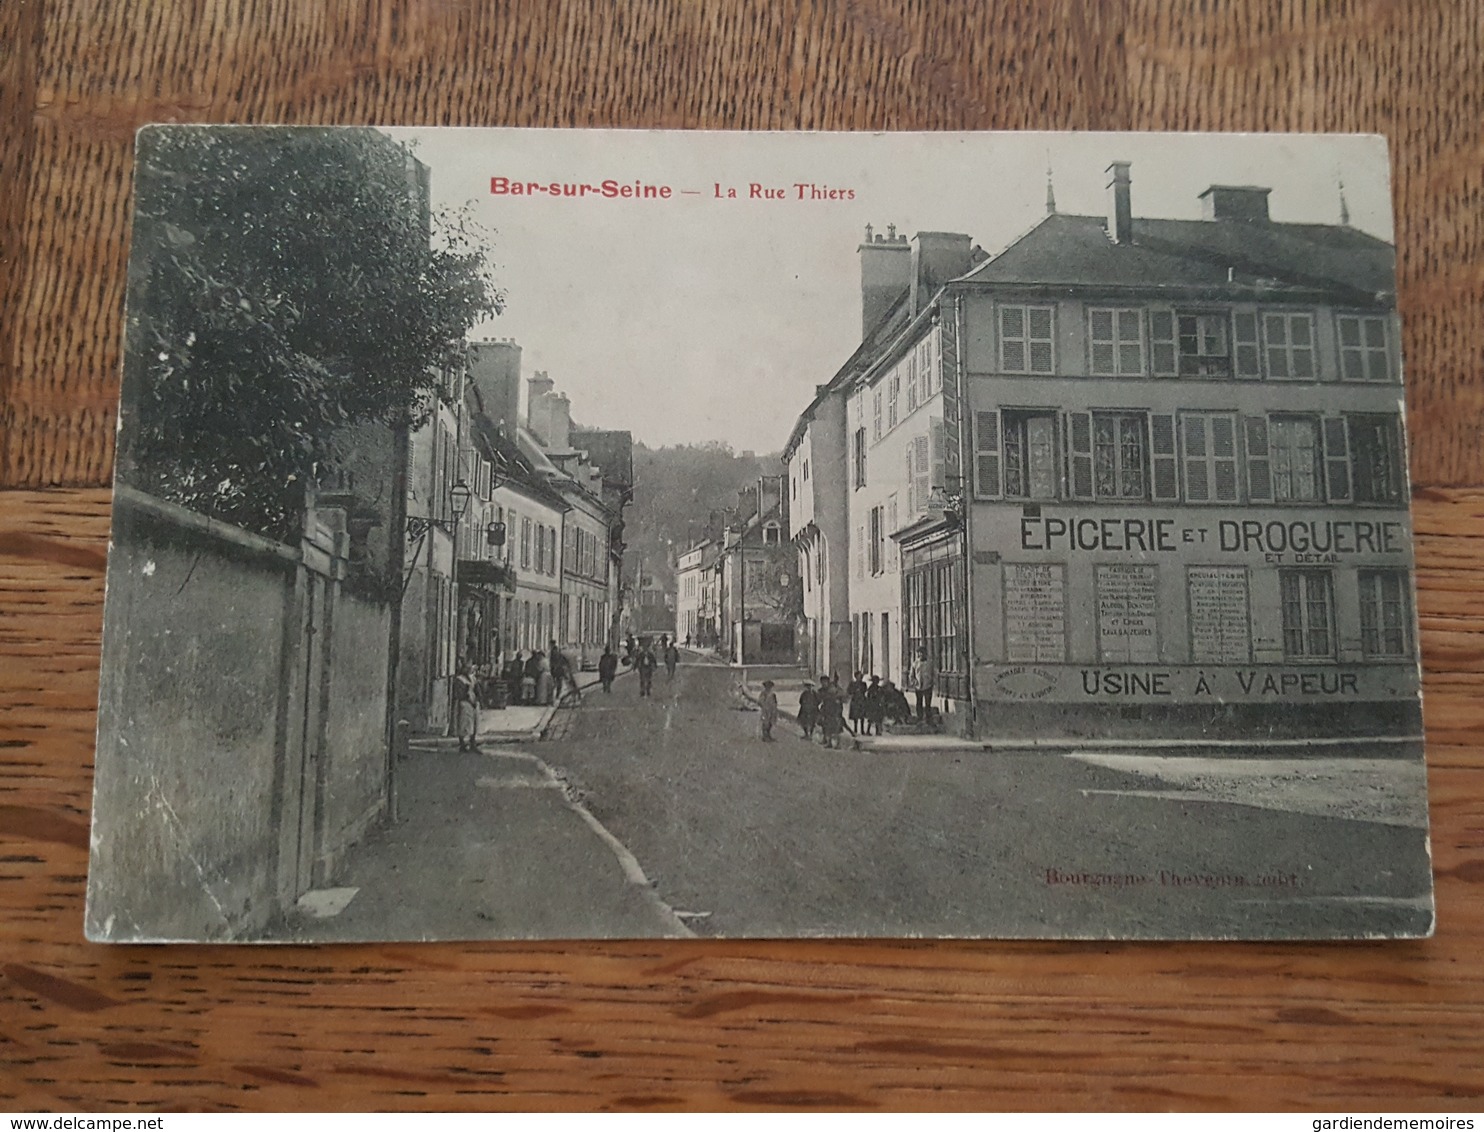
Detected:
[{"left": 384, "top": 128, "right": 1394, "bottom": 454}]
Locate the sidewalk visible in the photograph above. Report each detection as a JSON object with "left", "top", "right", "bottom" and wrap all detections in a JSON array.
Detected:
[
  {"left": 282, "top": 736, "right": 691, "bottom": 940},
  {"left": 410, "top": 668, "right": 621, "bottom": 747}
]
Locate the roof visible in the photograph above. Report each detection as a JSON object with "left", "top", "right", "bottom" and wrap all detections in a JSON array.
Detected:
[
  {"left": 960, "top": 212, "right": 1395, "bottom": 303},
  {"left": 569, "top": 429, "right": 634, "bottom": 490},
  {"left": 469, "top": 414, "right": 571, "bottom": 512}
]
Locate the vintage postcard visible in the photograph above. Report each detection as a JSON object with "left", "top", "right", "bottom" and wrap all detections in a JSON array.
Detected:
[{"left": 86, "top": 127, "right": 1433, "bottom": 941}]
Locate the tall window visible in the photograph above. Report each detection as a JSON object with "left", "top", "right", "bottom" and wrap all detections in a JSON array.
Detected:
[
  {"left": 1269, "top": 416, "right": 1322, "bottom": 502},
  {"left": 1177, "top": 313, "right": 1231, "bottom": 378},
  {"left": 868, "top": 506, "right": 884, "bottom": 575},
  {"left": 852, "top": 427, "right": 867, "bottom": 489},
  {"left": 905, "top": 354, "right": 919, "bottom": 413},
  {"left": 917, "top": 338, "right": 935, "bottom": 401},
  {"left": 1349, "top": 413, "right": 1406, "bottom": 503},
  {"left": 1358, "top": 569, "right": 1412, "bottom": 658},
  {"left": 1180, "top": 412, "right": 1240, "bottom": 503},
  {"left": 887, "top": 494, "right": 899, "bottom": 570},
  {"left": 1338, "top": 315, "right": 1391, "bottom": 381},
  {"left": 1280, "top": 569, "right": 1335, "bottom": 660},
  {"left": 1000, "top": 305, "right": 1055, "bottom": 374},
  {"left": 872, "top": 388, "right": 883, "bottom": 441},
  {"left": 888, "top": 371, "right": 901, "bottom": 428},
  {"left": 1263, "top": 312, "right": 1317, "bottom": 379},
  {"left": 1003, "top": 411, "right": 1059, "bottom": 500},
  {"left": 520, "top": 516, "right": 532, "bottom": 568},
  {"left": 1093, "top": 412, "right": 1147, "bottom": 500},
  {"left": 1089, "top": 308, "right": 1144, "bottom": 375},
  {"left": 905, "top": 556, "right": 963, "bottom": 692}
]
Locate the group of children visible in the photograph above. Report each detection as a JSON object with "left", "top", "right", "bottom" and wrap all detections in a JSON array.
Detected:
[{"left": 756, "top": 671, "right": 914, "bottom": 747}]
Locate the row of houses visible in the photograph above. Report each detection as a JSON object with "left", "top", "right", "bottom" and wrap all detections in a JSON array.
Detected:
[
  {"left": 778, "top": 164, "right": 1419, "bottom": 739},
  {"left": 398, "top": 338, "right": 634, "bottom": 732},
  {"left": 673, "top": 476, "right": 797, "bottom": 664}
]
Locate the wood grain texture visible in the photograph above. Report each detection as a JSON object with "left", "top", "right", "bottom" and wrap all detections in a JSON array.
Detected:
[
  {"left": 3, "top": 1, "right": 1484, "bottom": 1111},
  {"left": 0, "top": 487, "right": 1482, "bottom": 1110}
]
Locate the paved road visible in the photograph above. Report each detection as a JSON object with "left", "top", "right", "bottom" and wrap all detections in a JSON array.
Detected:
[{"left": 540, "top": 663, "right": 1434, "bottom": 939}]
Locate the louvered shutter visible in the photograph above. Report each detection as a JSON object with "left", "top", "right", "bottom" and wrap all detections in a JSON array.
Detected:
[
  {"left": 1245, "top": 416, "right": 1273, "bottom": 502},
  {"left": 974, "top": 410, "right": 1002, "bottom": 499},
  {"left": 914, "top": 435, "right": 932, "bottom": 513},
  {"left": 1149, "top": 310, "right": 1178, "bottom": 377},
  {"left": 1211, "top": 414, "right": 1240, "bottom": 501},
  {"left": 1066, "top": 411, "right": 1094, "bottom": 499},
  {"left": 1150, "top": 413, "right": 1179, "bottom": 501},
  {"left": 1323, "top": 416, "right": 1352, "bottom": 502},
  {"left": 905, "top": 446, "right": 916, "bottom": 515},
  {"left": 930, "top": 418, "right": 946, "bottom": 497}
]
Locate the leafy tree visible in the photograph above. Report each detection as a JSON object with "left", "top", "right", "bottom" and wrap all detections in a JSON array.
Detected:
[{"left": 118, "top": 126, "right": 502, "bottom": 540}]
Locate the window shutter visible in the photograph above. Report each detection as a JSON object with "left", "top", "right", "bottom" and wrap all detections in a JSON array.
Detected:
[
  {"left": 1182, "top": 415, "right": 1210, "bottom": 502},
  {"left": 1323, "top": 416, "right": 1352, "bottom": 502},
  {"left": 1212, "top": 414, "right": 1240, "bottom": 501},
  {"left": 1150, "top": 310, "right": 1178, "bottom": 377},
  {"left": 1150, "top": 413, "right": 1179, "bottom": 501},
  {"left": 974, "top": 410, "right": 1002, "bottom": 499},
  {"left": 1245, "top": 416, "right": 1273, "bottom": 502},
  {"left": 930, "top": 417, "right": 946, "bottom": 495},
  {"left": 1233, "top": 313, "right": 1262, "bottom": 378},
  {"left": 905, "top": 446, "right": 916, "bottom": 515},
  {"left": 914, "top": 435, "right": 932, "bottom": 514},
  {"left": 1066, "top": 411, "right": 1094, "bottom": 500}
]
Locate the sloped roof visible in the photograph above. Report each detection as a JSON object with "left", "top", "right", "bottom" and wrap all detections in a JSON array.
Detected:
[
  {"left": 569, "top": 428, "right": 634, "bottom": 490},
  {"left": 961, "top": 212, "right": 1395, "bottom": 302}
]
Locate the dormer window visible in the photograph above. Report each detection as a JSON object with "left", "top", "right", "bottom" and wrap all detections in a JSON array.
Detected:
[{"left": 762, "top": 522, "right": 781, "bottom": 546}]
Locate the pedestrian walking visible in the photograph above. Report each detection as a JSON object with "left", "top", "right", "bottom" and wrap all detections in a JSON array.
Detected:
[
  {"left": 847, "top": 671, "right": 868, "bottom": 736},
  {"left": 819, "top": 677, "right": 845, "bottom": 749},
  {"left": 635, "top": 640, "right": 658, "bottom": 697},
  {"left": 759, "top": 680, "right": 779, "bottom": 741},
  {"left": 535, "top": 650, "right": 553, "bottom": 705},
  {"left": 453, "top": 657, "right": 479, "bottom": 751},
  {"left": 598, "top": 646, "right": 618, "bottom": 693},
  {"left": 521, "top": 650, "right": 539, "bottom": 705},
  {"left": 549, "top": 641, "right": 581, "bottom": 704},
  {"left": 796, "top": 680, "right": 819, "bottom": 740},
  {"left": 663, "top": 640, "right": 679, "bottom": 681},
  {"left": 865, "top": 675, "right": 885, "bottom": 736},
  {"left": 908, "top": 648, "right": 936, "bottom": 721}
]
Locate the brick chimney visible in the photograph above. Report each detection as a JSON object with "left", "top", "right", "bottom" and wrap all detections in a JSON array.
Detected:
[
  {"left": 543, "top": 391, "right": 572, "bottom": 451},
  {"left": 526, "top": 371, "right": 555, "bottom": 441},
  {"left": 909, "top": 231, "right": 974, "bottom": 316},
  {"left": 1107, "top": 161, "right": 1133, "bottom": 243},
  {"left": 859, "top": 222, "right": 911, "bottom": 337},
  {"left": 465, "top": 338, "right": 522, "bottom": 435},
  {"left": 1199, "top": 184, "right": 1272, "bottom": 223}
]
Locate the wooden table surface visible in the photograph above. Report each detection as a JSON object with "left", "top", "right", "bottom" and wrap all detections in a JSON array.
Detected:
[{"left": 3, "top": 0, "right": 1482, "bottom": 1112}]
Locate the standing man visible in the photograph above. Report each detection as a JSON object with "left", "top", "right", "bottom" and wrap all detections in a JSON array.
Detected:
[
  {"left": 636, "top": 639, "right": 658, "bottom": 698},
  {"left": 598, "top": 646, "right": 618, "bottom": 694},
  {"left": 663, "top": 638, "right": 680, "bottom": 682},
  {"left": 909, "top": 647, "right": 936, "bottom": 721}
]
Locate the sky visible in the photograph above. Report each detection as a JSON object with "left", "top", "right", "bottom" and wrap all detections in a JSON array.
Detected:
[{"left": 384, "top": 128, "right": 1395, "bottom": 454}]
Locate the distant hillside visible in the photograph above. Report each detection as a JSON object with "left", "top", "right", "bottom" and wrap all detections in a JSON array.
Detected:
[{"left": 626, "top": 440, "right": 781, "bottom": 591}]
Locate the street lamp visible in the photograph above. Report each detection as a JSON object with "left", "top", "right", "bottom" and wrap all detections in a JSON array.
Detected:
[{"left": 450, "top": 479, "right": 472, "bottom": 521}]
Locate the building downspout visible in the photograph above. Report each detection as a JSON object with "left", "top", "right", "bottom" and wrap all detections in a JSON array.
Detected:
[{"left": 952, "top": 291, "right": 978, "bottom": 740}]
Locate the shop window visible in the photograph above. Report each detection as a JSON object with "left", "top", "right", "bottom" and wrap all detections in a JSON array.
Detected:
[
  {"left": 1348, "top": 413, "right": 1406, "bottom": 504},
  {"left": 1180, "top": 412, "right": 1240, "bottom": 503},
  {"left": 1264, "top": 312, "right": 1317, "bottom": 379},
  {"left": 1339, "top": 315, "right": 1391, "bottom": 381},
  {"left": 1089, "top": 308, "right": 1145, "bottom": 376},
  {"left": 1280, "top": 569, "right": 1335, "bottom": 660},
  {"left": 906, "top": 554, "right": 965, "bottom": 690},
  {"left": 1358, "top": 569, "right": 1412, "bottom": 658},
  {"left": 1000, "top": 305, "right": 1055, "bottom": 374}
]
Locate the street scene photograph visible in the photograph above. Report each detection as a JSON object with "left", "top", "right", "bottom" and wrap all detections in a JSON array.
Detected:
[{"left": 86, "top": 127, "right": 1433, "bottom": 942}]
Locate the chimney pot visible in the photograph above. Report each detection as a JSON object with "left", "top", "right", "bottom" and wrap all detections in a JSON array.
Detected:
[{"left": 1107, "top": 161, "right": 1133, "bottom": 244}]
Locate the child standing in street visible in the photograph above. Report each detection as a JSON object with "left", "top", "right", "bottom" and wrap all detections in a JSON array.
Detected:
[{"left": 759, "top": 680, "right": 778, "bottom": 742}]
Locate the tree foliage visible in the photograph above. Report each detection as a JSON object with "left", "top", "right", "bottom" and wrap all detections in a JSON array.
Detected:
[
  {"left": 627, "top": 440, "right": 780, "bottom": 588},
  {"left": 118, "top": 126, "right": 503, "bottom": 540}
]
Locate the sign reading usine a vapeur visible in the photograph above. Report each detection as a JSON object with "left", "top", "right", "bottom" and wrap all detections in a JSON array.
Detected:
[{"left": 87, "top": 128, "right": 1432, "bottom": 943}]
